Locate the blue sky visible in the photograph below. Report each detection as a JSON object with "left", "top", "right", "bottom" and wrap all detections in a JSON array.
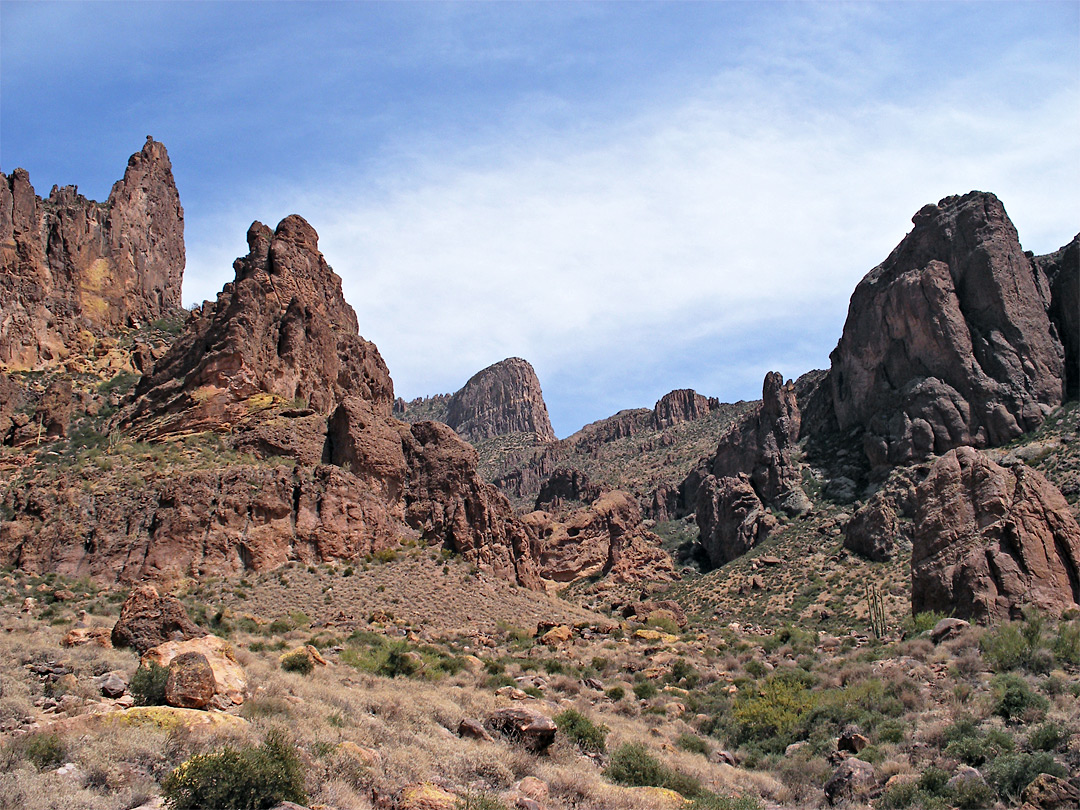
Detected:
[{"left": 2, "top": 1, "right": 1078, "bottom": 437}]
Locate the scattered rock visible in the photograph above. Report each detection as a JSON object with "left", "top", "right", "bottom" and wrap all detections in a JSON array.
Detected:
[
  {"left": 95, "top": 671, "right": 128, "bottom": 699},
  {"left": 142, "top": 635, "right": 246, "bottom": 706},
  {"left": 164, "top": 652, "right": 217, "bottom": 709},
  {"left": 63, "top": 627, "right": 113, "bottom": 648},
  {"left": 837, "top": 727, "right": 870, "bottom": 754},
  {"left": 1021, "top": 772, "right": 1080, "bottom": 810},
  {"left": 457, "top": 718, "right": 493, "bottom": 741}
]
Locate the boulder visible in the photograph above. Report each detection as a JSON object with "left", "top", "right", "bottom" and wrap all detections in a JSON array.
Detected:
[
  {"left": 823, "top": 757, "right": 876, "bottom": 806},
  {"left": 164, "top": 652, "right": 217, "bottom": 709},
  {"left": 398, "top": 784, "right": 458, "bottom": 810},
  {"left": 142, "top": 635, "right": 246, "bottom": 706},
  {"left": 929, "top": 617, "right": 970, "bottom": 644},
  {"left": 830, "top": 192, "right": 1067, "bottom": 466},
  {"left": 63, "top": 627, "right": 113, "bottom": 648},
  {"left": 457, "top": 718, "right": 493, "bottom": 741},
  {"left": 485, "top": 707, "right": 557, "bottom": 752},
  {"left": 1021, "top": 773, "right": 1080, "bottom": 810},
  {"left": 111, "top": 585, "right": 205, "bottom": 653},
  {"left": 912, "top": 447, "right": 1080, "bottom": 622}
]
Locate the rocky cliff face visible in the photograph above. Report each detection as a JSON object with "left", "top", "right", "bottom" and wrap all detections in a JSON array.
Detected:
[
  {"left": 523, "top": 491, "right": 675, "bottom": 585},
  {"left": 443, "top": 358, "right": 556, "bottom": 443},
  {"left": 912, "top": 447, "right": 1080, "bottom": 623},
  {"left": 1034, "top": 235, "right": 1079, "bottom": 399},
  {"left": 678, "top": 372, "right": 809, "bottom": 568},
  {"left": 0, "top": 137, "right": 184, "bottom": 369},
  {"left": 830, "top": 192, "right": 1066, "bottom": 468},
  {"left": 651, "top": 389, "right": 720, "bottom": 429},
  {"left": 2, "top": 215, "right": 540, "bottom": 588}
]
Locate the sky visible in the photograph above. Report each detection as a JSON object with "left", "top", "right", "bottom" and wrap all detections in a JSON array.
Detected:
[{"left": 2, "top": 2, "right": 1078, "bottom": 438}]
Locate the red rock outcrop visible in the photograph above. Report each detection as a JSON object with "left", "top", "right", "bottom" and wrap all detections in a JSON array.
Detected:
[
  {"left": 0, "top": 137, "right": 184, "bottom": 369},
  {"left": 443, "top": 357, "right": 556, "bottom": 443},
  {"left": 2, "top": 215, "right": 541, "bottom": 588},
  {"left": 651, "top": 389, "right": 719, "bottom": 429},
  {"left": 680, "top": 372, "right": 807, "bottom": 568},
  {"left": 534, "top": 467, "right": 603, "bottom": 510},
  {"left": 830, "top": 192, "right": 1067, "bottom": 467},
  {"left": 911, "top": 447, "right": 1080, "bottom": 623},
  {"left": 124, "top": 216, "right": 392, "bottom": 435},
  {"left": 523, "top": 491, "right": 675, "bottom": 584},
  {"left": 694, "top": 473, "right": 778, "bottom": 567}
]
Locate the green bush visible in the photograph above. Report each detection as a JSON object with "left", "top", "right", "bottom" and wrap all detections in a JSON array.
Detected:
[
  {"left": 991, "top": 673, "right": 1048, "bottom": 722},
  {"left": 952, "top": 776, "right": 996, "bottom": 810},
  {"left": 379, "top": 641, "right": 421, "bottom": 678},
  {"left": 18, "top": 732, "right": 65, "bottom": 769},
  {"left": 455, "top": 791, "right": 509, "bottom": 810},
  {"left": 668, "top": 658, "right": 701, "bottom": 688},
  {"left": 1028, "top": 722, "right": 1065, "bottom": 752},
  {"left": 730, "top": 671, "right": 815, "bottom": 752},
  {"left": 633, "top": 680, "right": 658, "bottom": 700},
  {"left": 605, "top": 685, "right": 625, "bottom": 701},
  {"left": 554, "top": 709, "right": 608, "bottom": 754},
  {"left": 162, "top": 729, "right": 306, "bottom": 810},
  {"left": 984, "top": 752, "right": 1067, "bottom": 803},
  {"left": 942, "top": 716, "right": 1014, "bottom": 765},
  {"left": 130, "top": 662, "right": 170, "bottom": 706},
  {"left": 675, "top": 733, "right": 711, "bottom": 756},
  {"left": 280, "top": 648, "right": 314, "bottom": 675},
  {"left": 1052, "top": 620, "right": 1079, "bottom": 664},
  {"left": 906, "top": 611, "right": 946, "bottom": 636}
]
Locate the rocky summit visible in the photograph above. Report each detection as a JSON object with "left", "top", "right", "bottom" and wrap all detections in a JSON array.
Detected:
[
  {"left": 0, "top": 137, "right": 184, "bottom": 370},
  {"left": 829, "top": 191, "right": 1070, "bottom": 468},
  {"left": 1, "top": 154, "right": 1079, "bottom": 810}
]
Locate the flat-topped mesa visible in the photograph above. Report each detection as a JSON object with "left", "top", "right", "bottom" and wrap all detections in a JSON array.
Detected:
[
  {"left": 830, "top": 191, "right": 1067, "bottom": 468},
  {"left": 0, "top": 136, "right": 184, "bottom": 369},
  {"left": 444, "top": 357, "right": 556, "bottom": 443},
  {"left": 124, "top": 215, "right": 393, "bottom": 435}
]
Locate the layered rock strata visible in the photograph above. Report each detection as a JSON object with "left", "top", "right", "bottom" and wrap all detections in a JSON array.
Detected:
[{"left": 0, "top": 137, "right": 184, "bottom": 368}]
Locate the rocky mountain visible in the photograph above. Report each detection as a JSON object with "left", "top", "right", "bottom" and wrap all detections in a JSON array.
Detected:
[
  {"left": 828, "top": 191, "right": 1071, "bottom": 469},
  {"left": 395, "top": 357, "right": 556, "bottom": 447},
  {"left": 492, "top": 390, "right": 750, "bottom": 512},
  {"left": 0, "top": 137, "right": 184, "bottom": 369},
  {"left": 2, "top": 215, "right": 542, "bottom": 588}
]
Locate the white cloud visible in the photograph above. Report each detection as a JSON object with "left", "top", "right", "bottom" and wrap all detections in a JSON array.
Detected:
[{"left": 181, "top": 14, "right": 1079, "bottom": 437}]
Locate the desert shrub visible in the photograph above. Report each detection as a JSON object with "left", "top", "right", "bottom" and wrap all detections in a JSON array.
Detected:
[
  {"left": 981, "top": 623, "right": 1027, "bottom": 671},
  {"left": 456, "top": 791, "right": 510, "bottom": 810},
  {"left": 554, "top": 709, "right": 608, "bottom": 754},
  {"left": 280, "top": 649, "right": 314, "bottom": 675},
  {"left": 952, "top": 776, "right": 996, "bottom": 810},
  {"left": 379, "top": 641, "right": 421, "bottom": 678},
  {"left": 762, "top": 625, "right": 817, "bottom": 655},
  {"left": 668, "top": 658, "right": 701, "bottom": 688},
  {"left": 1027, "top": 721, "right": 1065, "bottom": 752},
  {"left": 646, "top": 613, "right": 682, "bottom": 635},
  {"left": 161, "top": 729, "right": 306, "bottom": 810},
  {"left": 991, "top": 673, "right": 1048, "bottom": 722},
  {"left": 906, "top": 611, "right": 946, "bottom": 636},
  {"left": 605, "top": 686, "right": 625, "bottom": 701},
  {"left": 16, "top": 732, "right": 65, "bottom": 769},
  {"left": 984, "top": 751, "right": 1067, "bottom": 803},
  {"left": 266, "top": 617, "right": 293, "bottom": 635},
  {"left": 687, "top": 794, "right": 762, "bottom": 810},
  {"left": 942, "top": 716, "right": 1014, "bottom": 765},
  {"left": 632, "top": 680, "right": 657, "bottom": 700},
  {"left": 730, "top": 669, "right": 816, "bottom": 752},
  {"left": 1052, "top": 619, "right": 1080, "bottom": 664},
  {"left": 742, "top": 659, "right": 767, "bottom": 679},
  {"left": 131, "top": 662, "right": 169, "bottom": 706},
  {"left": 605, "top": 742, "right": 703, "bottom": 797},
  {"left": 675, "top": 733, "right": 710, "bottom": 756}
]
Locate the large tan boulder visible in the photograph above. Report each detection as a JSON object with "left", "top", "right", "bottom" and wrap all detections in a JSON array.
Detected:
[
  {"left": 912, "top": 447, "right": 1080, "bottom": 622},
  {"left": 164, "top": 651, "right": 217, "bottom": 709},
  {"left": 485, "top": 706, "right": 557, "bottom": 752},
  {"left": 142, "top": 635, "right": 246, "bottom": 706}
]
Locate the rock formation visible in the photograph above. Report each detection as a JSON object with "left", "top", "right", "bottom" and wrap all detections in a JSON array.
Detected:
[
  {"left": 680, "top": 372, "right": 808, "bottom": 568},
  {"left": 111, "top": 585, "right": 206, "bottom": 653},
  {"left": 523, "top": 491, "right": 675, "bottom": 584},
  {"left": 0, "top": 137, "right": 184, "bottom": 369},
  {"left": 1034, "top": 234, "right": 1079, "bottom": 399},
  {"left": 534, "top": 467, "right": 603, "bottom": 511},
  {"left": 830, "top": 192, "right": 1067, "bottom": 468},
  {"left": 651, "top": 389, "right": 720, "bottom": 429},
  {"left": 911, "top": 446, "right": 1080, "bottom": 623},
  {"left": 1, "top": 215, "right": 541, "bottom": 588},
  {"left": 443, "top": 357, "right": 556, "bottom": 443}
]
